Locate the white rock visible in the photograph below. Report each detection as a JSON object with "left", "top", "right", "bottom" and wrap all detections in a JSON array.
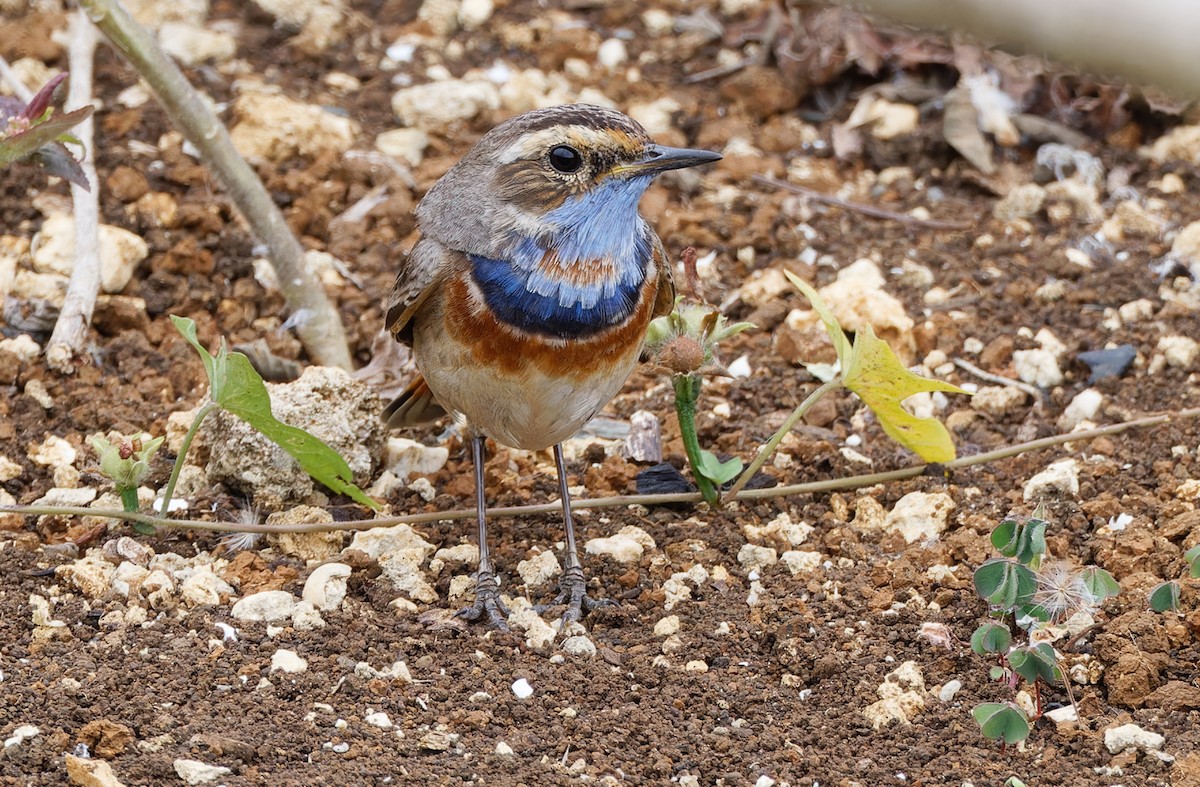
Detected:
[
  {"left": 391, "top": 80, "right": 500, "bottom": 131},
  {"left": 1117, "top": 298, "right": 1156, "bottom": 324},
  {"left": 180, "top": 565, "right": 233, "bottom": 607},
  {"left": 1013, "top": 348, "right": 1064, "bottom": 388},
  {"left": 617, "top": 525, "right": 656, "bottom": 551},
  {"left": 33, "top": 486, "right": 96, "bottom": 507},
  {"left": 561, "top": 635, "right": 596, "bottom": 657},
  {"left": 158, "top": 21, "right": 237, "bottom": 65},
  {"left": 627, "top": 97, "right": 680, "bottom": 137},
  {"left": 31, "top": 215, "right": 149, "bottom": 294},
  {"left": 1157, "top": 335, "right": 1198, "bottom": 369},
  {"left": 302, "top": 562, "right": 352, "bottom": 611},
  {"left": 140, "top": 569, "right": 176, "bottom": 609},
  {"left": 819, "top": 259, "right": 915, "bottom": 363},
  {"left": 205, "top": 366, "right": 384, "bottom": 507},
  {"left": 365, "top": 711, "right": 393, "bottom": 729},
  {"left": 1104, "top": 723, "right": 1165, "bottom": 754},
  {"left": 684, "top": 660, "right": 709, "bottom": 673},
  {"left": 993, "top": 183, "right": 1045, "bottom": 221},
  {"left": 1023, "top": 458, "right": 1080, "bottom": 501},
  {"left": 230, "top": 93, "right": 360, "bottom": 163},
  {"left": 57, "top": 552, "right": 116, "bottom": 599},
  {"left": 270, "top": 649, "right": 308, "bottom": 674},
  {"left": 64, "top": 753, "right": 125, "bottom": 787},
  {"left": 516, "top": 549, "right": 561, "bottom": 588},
  {"left": 290, "top": 600, "right": 326, "bottom": 631},
  {"left": 507, "top": 601, "right": 557, "bottom": 651},
  {"left": 727, "top": 355, "right": 752, "bottom": 379},
  {"left": 375, "top": 128, "right": 430, "bottom": 166},
  {"left": 28, "top": 434, "right": 77, "bottom": 468},
  {"left": 972, "top": 385, "right": 1028, "bottom": 416},
  {"left": 0, "top": 455, "right": 21, "bottom": 482},
  {"left": 349, "top": 524, "right": 437, "bottom": 602},
  {"left": 173, "top": 759, "right": 232, "bottom": 785},
  {"left": 737, "top": 544, "right": 778, "bottom": 572},
  {"left": 742, "top": 511, "right": 813, "bottom": 550},
  {"left": 884, "top": 491, "right": 955, "bottom": 543},
  {"left": 779, "top": 550, "right": 822, "bottom": 575},
  {"left": 597, "top": 38, "right": 627, "bottom": 69},
  {"left": 584, "top": 534, "right": 644, "bottom": 564},
  {"left": 1059, "top": 388, "right": 1103, "bottom": 431},
  {"left": 110, "top": 561, "right": 149, "bottom": 599},
  {"left": 494, "top": 741, "right": 515, "bottom": 756},
  {"left": 511, "top": 678, "right": 534, "bottom": 699},
  {"left": 862, "top": 661, "right": 927, "bottom": 728},
  {"left": 653, "top": 615, "right": 681, "bottom": 637},
  {"left": 101, "top": 535, "right": 155, "bottom": 566},
  {"left": 457, "top": 0, "right": 493, "bottom": 30},
  {"left": 3, "top": 724, "right": 39, "bottom": 748},
  {"left": 755, "top": 777, "right": 776, "bottom": 787},
  {"left": 251, "top": 0, "right": 323, "bottom": 27},
  {"left": 231, "top": 590, "right": 298, "bottom": 622},
  {"left": 385, "top": 437, "right": 449, "bottom": 479},
  {"left": 0, "top": 334, "right": 40, "bottom": 365},
  {"left": 1046, "top": 705, "right": 1078, "bottom": 725},
  {"left": 938, "top": 679, "right": 962, "bottom": 702}
]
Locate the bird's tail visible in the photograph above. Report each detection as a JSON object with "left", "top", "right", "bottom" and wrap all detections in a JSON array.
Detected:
[{"left": 383, "top": 374, "right": 447, "bottom": 428}]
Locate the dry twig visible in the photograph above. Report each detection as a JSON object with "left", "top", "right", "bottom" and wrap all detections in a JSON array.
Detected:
[{"left": 46, "top": 10, "right": 101, "bottom": 373}]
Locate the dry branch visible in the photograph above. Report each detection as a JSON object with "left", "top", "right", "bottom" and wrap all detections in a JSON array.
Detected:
[{"left": 46, "top": 9, "right": 101, "bottom": 373}]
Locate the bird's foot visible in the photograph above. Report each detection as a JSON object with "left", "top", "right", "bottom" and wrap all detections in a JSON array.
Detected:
[
  {"left": 536, "top": 565, "right": 614, "bottom": 624},
  {"left": 455, "top": 571, "right": 510, "bottom": 631}
]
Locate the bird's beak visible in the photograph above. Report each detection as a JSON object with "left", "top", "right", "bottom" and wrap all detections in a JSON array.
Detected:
[{"left": 616, "top": 144, "right": 722, "bottom": 176}]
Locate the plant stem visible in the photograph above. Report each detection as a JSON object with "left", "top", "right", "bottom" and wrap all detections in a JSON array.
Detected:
[
  {"left": 674, "top": 373, "right": 718, "bottom": 505},
  {"left": 5, "top": 405, "right": 1198, "bottom": 535},
  {"left": 46, "top": 8, "right": 101, "bottom": 373},
  {"left": 726, "top": 377, "right": 841, "bottom": 500},
  {"left": 119, "top": 486, "right": 139, "bottom": 512},
  {"left": 76, "top": 0, "right": 352, "bottom": 370},
  {"left": 159, "top": 401, "right": 217, "bottom": 517}
]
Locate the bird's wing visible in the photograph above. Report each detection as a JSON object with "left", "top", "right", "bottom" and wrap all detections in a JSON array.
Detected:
[
  {"left": 650, "top": 234, "right": 676, "bottom": 320},
  {"left": 384, "top": 238, "right": 449, "bottom": 346}
]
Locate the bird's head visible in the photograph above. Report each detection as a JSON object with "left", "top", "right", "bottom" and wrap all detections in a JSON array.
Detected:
[{"left": 416, "top": 105, "right": 721, "bottom": 259}]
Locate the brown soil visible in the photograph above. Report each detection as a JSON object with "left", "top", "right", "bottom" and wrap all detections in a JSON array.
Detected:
[{"left": 2, "top": 1, "right": 1199, "bottom": 786}]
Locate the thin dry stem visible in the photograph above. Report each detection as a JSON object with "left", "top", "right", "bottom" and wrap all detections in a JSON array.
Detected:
[
  {"left": 6, "top": 407, "right": 1198, "bottom": 535},
  {"left": 46, "top": 9, "right": 101, "bottom": 373}
]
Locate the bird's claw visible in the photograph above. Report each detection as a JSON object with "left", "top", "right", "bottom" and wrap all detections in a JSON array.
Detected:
[
  {"left": 535, "top": 565, "right": 613, "bottom": 623},
  {"left": 455, "top": 571, "right": 510, "bottom": 631}
]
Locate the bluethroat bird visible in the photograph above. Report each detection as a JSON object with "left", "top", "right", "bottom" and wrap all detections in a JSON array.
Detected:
[{"left": 382, "top": 104, "right": 721, "bottom": 628}]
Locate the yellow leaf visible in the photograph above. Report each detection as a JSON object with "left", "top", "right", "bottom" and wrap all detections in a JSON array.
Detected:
[
  {"left": 844, "top": 324, "right": 970, "bottom": 463},
  {"left": 784, "top": 271, "right": 851, "bottom": 365}
]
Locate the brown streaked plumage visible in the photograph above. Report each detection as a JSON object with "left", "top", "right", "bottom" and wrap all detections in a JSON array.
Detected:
[{"left": 381, "top": 104, "right": 720, "bottom": 629}]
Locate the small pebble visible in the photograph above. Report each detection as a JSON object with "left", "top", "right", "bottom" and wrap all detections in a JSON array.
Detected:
[{"left": 511, "top": 678, "right": 533, "bottom": 699}]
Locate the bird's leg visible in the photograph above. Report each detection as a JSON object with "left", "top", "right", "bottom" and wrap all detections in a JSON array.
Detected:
[
  {"left": 541, "top": 443, "right": 613, "bottom": 623},
  {"left": 455, "top": 435, "right": 510, "bottom": 630}
]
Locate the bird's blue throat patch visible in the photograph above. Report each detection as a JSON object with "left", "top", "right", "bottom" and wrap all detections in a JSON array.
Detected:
[{"left": 470, "top": 176, "right": 655, "bottom": 340}]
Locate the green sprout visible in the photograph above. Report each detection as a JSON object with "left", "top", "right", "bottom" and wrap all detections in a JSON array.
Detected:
[
  {"left": 1148, "top": 543, "right": 1200, "bottom": 612},
  {"left": 644, "top": 299, "right": 753, "bottom": 505},
  {"left": 969, "top": 507, "right": 1120, "bottom": 748},
  {"left": 90, "top": 433, "right": 164, "bottom": 530}
]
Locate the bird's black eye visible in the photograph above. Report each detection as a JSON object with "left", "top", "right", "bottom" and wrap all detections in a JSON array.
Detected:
[{"left": 549, "top": 145, "right": 583, "bottom": 173}]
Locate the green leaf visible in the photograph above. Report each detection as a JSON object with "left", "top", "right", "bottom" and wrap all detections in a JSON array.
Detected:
[
  {"left": 172, "top": 315, "right": 379, "bottom": 510},
  {"left": 842, "top": 325, "right": 969, "bottom": 463},
  {"left": 1185, "top": 544, "right": 1200, "bottom": 578},
  {"left": 989, "top": 665, "right": 1008, "bottom": 681},
  {"left": 696, "top": 450, "right": 743, "bottom": 485},
  {"left": 970, "top": 621, "right": 1012, "bottom": 655},
  {"left": 1149, "top": 581, "right": 1180, "bottom": 613},
  {"left": 0, "top": 106, "right": 93, "bottom": 166},
  {"left": 973, "top": 703, "right": 1030, "bottom": 745},
  {"left": 1080, "top": 566, "right": 1121, "bottom": 602},
  {"left": 974, "top": 558, "right": 1037, "bottom": 610},
  {"left": 993, "top": 516, "right": 1047, "bottom": 566},
  {"left": 1010, "top": 642, "right": 1060, "bottom": 684},
  {"left": 784, "top": 271, "right": 851, "bottom": 365}
]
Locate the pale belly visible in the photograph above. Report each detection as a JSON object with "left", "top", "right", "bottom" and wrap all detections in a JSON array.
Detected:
[{"left": 413, "top": 321, "right": 641, "bottom": 451}]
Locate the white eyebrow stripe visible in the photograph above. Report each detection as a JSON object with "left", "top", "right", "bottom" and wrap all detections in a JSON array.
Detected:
[{"left": 495, "top": 126, "right": 622, "bottom": 164}]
